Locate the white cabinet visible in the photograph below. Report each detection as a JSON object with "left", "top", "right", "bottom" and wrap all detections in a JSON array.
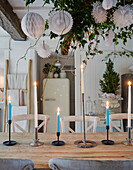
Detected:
[{"left": 43, "top": 78, "right": 70, "bottom": 132}]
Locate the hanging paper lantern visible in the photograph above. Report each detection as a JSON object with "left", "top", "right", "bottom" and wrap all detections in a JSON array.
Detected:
[
  {"left": 48, "top": 10, "right": 73, "bottom": 35},
  {"left": 113, "top": 5, "right": 133, "bottom": 28},
  {"left": 92, "top": 2, "right": 107, "bottom": 23},
  {"left": 36, "top": 41, "right": 51, "bottom": 58},
  {"left": 105, "top": 30, "right": 115, "bottom": 46},
  {"left": 21, "top": 12, "right": 45, "bottom": 38},
  {"left": 102, "top": 0, "right": 113, "bottom": 10}
]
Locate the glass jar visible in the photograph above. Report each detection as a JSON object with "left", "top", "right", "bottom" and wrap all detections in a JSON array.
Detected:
[{"left": 86, "top": 97, "right": 93, "bottom": 116}]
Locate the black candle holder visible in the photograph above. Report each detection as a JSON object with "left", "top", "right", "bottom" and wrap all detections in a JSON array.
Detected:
[
  {"left": 52, "top": 132, "right": 65, "bottom": 146},
  {"left": 101, "top": 125, "right": 114, "bottom": 145},
  {"left": 3, "top": 120, "right": 17, "bottom": 146}
]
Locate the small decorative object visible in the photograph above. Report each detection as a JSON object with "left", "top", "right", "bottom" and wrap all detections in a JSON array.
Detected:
[
  {"left": 101, "top": 101, "right": 114, "bottom": 145},
  {"left": 54, "top": 60, "right": 61, "bottom": 68},
  {"left": 54, "top": 72, "right": 59, "bottom": 78},
  {"left": 92, "top": 2, "right": 107, "bottom": 23},
  {"left": 86, "top": 96, "right": 93, "bottom": 116},
  {"left": 21, "top": 12, "right": 45, "bottom": 38},
  {"left": 30, "top": 82, "right": 44, "bottom": 146},
  {"left": 74, "top": 64, "right": 97, "bottom": 148},
  {"left": 102, "top": 0, "right": 113, "bottom": 10},
  {"left": 52, "top": 107, "right": 65, "bottom": 146},
  {"left": 3, "top": 96, "right": 17, "bottom": 146},
  {"left": 123, "top": 81, "right": 133, "bottom": 146},
  {"left": 48, "top": 10, "right": 73, "bottom": 35},
  {"left": 113, "top": 5, "right": 133, "bottom": 28},
  {"left": 105, "top": 29, "right": 114, "bottom": 46},
  {"left": 60, "top": 70, "right": 66, "bottom": 78},
  {"left": 36, "top": 41, "right": 51, "bottom": 58}
]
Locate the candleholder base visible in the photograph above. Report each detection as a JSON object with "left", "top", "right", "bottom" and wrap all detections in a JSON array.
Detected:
[
  {"left": 30, "top": 139, "right": 44, "bottom": 147},
  {"left": 122, "top": 140, "right": 133, "bottom": 146},
  {"left": 52, "top": 140, "right": 65, "bottom": 146},
  {"left": 3, "top": 140, "right": 17, "bottom": 146},
  {"left": 74, "top": 140, "right": 97, "bottom": 148},
  {"left": 122, "top": 127, "right": 133, "bottom": 146},
  {"left": 101, "top": 140, "right": 114, "bottom": 145}
]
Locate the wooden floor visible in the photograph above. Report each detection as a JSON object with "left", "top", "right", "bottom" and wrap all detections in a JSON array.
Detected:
[{"left": 0, "top": 132, "right": 133, "bottom": 169}]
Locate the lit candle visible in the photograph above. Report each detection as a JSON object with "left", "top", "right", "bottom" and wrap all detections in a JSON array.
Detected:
[
  {"left": 81, "top": 64, "right": 84, "bottom": 94},
  {"left": 34, "top": 82, "right": 38, "bottom": 128},
  {"left": 128, "top": 81, "right": 131, "bottom": 127},
  {"left": 106, "top": 101, "right": 109, "bottom": 126},
  {"left": 8, "top": 96, "right": 11, "bottom": 120},
  {"left": 57, "top": 107, "right": 60, "bottom": 133}
]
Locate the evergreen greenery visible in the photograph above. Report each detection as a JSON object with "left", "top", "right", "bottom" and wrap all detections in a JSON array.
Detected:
[{"left": 99, "top": 59, "right": 120, "bottom": 94}]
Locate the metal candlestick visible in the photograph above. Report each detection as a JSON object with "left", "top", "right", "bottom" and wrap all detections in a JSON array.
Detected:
[
  {"left": 74, "top": 93, "right": 97, "bottom": 148},
  {"left": 52, "top": 132, "right": 65, "bottom": 146},
  {"left": 101, "top": 125, "right": 114, "bottom": 145},
  {"left": 30, "top": 127, "right": 44, "bottom": 147},
  {"left": 3, "top": 120, "right": 17, "bottom": 146},
  {"left": 123, "top": 127, "right": 133, "bottom": 146}
]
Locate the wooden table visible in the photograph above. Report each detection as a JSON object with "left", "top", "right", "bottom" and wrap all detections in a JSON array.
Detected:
[{"left": 0, "top": 132, "right": 133, "bottom": 169}]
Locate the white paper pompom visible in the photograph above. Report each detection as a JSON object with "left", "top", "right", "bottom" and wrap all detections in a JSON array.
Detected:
[
  {"left": 48, "top": 10, "right": 73, "bottom": 35},
  {"left": 21, "top": 12, "right": 45, "bottom": 38},
  {"left": 102, "top": 0, "right": 113, "bottom": 10},
  {"left": 36, "top": 41, "right": 51, "bottom": 58},
  {"left": 92, "top": 2, "right": 107, "bottom": 23},
  {"left": 113, "top": 5, "right": 133, "bottom": 28},
  {"left": 105, "top": 30, "right": 115, "bottom": 46}
]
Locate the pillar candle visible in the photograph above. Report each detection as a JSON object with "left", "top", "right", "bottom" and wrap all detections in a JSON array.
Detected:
[
  {"left": 128, "top": 81, "right": 131, "bottom": 127},
  {"left": 81, "top": 64, "right": 84, "bottom": 94},
  {"left": 106, "top": 101, "right": 109, "bottom": 126},
  {"left": 34, "top": 82, "right": 38, "bottom": 128},
  {"left": 8, "top": 96, "right": 11, "bottom": 121},
  {"left": 57, "top": 107, "right": 60, "bottom": 133}
]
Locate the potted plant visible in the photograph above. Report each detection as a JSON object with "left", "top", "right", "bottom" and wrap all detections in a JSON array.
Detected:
[
  {"left": 99, "top": 59, "right": 123, "bottom": 113},
  {"left": 42, "top": 63, "right": 60, "bottom": 78}
]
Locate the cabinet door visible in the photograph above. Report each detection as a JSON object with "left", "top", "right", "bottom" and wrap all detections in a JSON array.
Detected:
[{"left": 43, "top": 79, "right": 70, "bottom": 132}]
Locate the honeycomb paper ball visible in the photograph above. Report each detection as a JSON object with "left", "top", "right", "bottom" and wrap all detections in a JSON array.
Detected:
[
  {"left": 21, "top": 12, "right": 45, "bottom": 38},
  {"left": 102, "top": 0, "right": 113, "bottom": 10}
]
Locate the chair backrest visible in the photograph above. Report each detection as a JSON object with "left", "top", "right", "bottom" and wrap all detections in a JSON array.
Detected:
[
  {"left": 49, "top": 158, "right": 133, "bottom": 170},
  {"left": 60, "top": 115, "right": 100, "bottom": 133},
  {"left": 109, "top": 113, "right": 133, "bottom": 132},
  {"left": 0, "top": 159, "right": 34, "bottom": 170},
  {"left": 12, "top": 114, "right": 50, "bottom": 133}
]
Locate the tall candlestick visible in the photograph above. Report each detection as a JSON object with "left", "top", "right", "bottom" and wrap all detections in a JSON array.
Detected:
[
  {"left": 34, "top": 82, "right": 38, "bottom": 128},
  {"left": 81, "top": 64, "right": 84, "bottom": 94},
  {"left": 128, "top": 81, "right": 131, "bottom": 127},
  {"left": 106, "top": 101, "right": 109, "bottom": 126},
  {"left": 57, "top": 107, "right": 60, "bottom": 133},
  {"left": 8, "top": 96, "right": 11, "bottom": 121}
]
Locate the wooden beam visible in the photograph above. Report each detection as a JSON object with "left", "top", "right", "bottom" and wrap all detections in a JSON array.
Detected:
[{"left": 0, "top": 0, "right": 26, "bottom": 40}]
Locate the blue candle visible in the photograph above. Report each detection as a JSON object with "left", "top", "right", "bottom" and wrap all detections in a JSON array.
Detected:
[
  {"left": 106, "top": 101, "right": 109, "bottom": 126},
  {"left": 8, "top": 96, "right": 11, "bottom": 120},
  {"left": 57, "top": 107, "right": 60, "bottom": 133}
]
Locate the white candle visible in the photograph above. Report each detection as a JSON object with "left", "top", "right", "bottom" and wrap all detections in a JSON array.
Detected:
[
  {"left": 81, "top": 64, "right": 84, "bottom": 93},
  {"left": 34, "top": 82, "right": 38, "bottom": 128},
  {"left": 128, "top": 81, "right": 131, "bottom": 127}
]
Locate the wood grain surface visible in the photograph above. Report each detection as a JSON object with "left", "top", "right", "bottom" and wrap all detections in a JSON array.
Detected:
[{"left": 0, "top": 132, "right": 133, "bottom": 169}]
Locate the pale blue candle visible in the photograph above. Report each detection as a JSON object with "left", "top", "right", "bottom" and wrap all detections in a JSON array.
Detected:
[
  {"left": 8, "top": 96, "right": 11, "bottom": 120},
  {"left": 57, "top": 107, "right": 60, "bottom": 133},
  {"left": 106, "top": 101, "right": 109, "bottom": 126}
]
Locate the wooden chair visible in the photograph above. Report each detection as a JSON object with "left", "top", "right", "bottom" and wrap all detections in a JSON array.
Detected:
[
  {"left": 109, "top": 113, "right": 133, "bottom": 132},
  {"left": 60, "top": 115, "right": 100, "bottom": 133},
  {"left": 12, "top": 114, "right": 50, "bottom": 133}
]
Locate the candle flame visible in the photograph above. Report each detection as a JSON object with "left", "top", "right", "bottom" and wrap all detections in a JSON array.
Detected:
[
  {"left": 128, "top": 81, "right": 131, "bottom": 86},
  {"left": 106, "top": 101, "right": 109, "bottom": 107},
  {"left": 34, "top": 81, "right": 37, "bottom": 86},
  {"left": 81, "top": 64, "right": 83, "bottom": 70},
  {"left": 8, "top": 96, "right": 11, "bottom": 102},
  {"left": 57, "top": 107, "right": 60, "bottom": 115}
]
